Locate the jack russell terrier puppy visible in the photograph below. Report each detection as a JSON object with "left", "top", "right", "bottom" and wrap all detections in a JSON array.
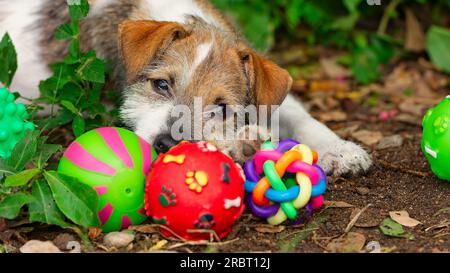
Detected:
[{"left": 0, "top": 0, "right": 372, "bottom": 175}]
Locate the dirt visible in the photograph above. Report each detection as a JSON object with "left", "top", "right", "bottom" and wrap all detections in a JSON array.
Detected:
[
  {"left": 1, "top": 103, "right": 448, "bottom": 253},
  {"left": 1, "top": 47, "right": 449, "bottom": 253}
]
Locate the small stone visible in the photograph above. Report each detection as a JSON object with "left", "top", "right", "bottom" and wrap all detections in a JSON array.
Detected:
[
  {"left": 351, "top": 130, "right": 383, "bottom": 146},
  {"left": 20, "top": 240, "right": 62, "bottom": 253},
  {"left": 53, "top": 233, "right": 77, "bottom": 251},
  {"left": 356, "top": 187, "right": 370, "bottom": 195},
  {"left": 376, "top": 135, "right": 404, "bottom": 150},
  {"left": 103, "top": 231, "right": 135, "bottom": 248}
]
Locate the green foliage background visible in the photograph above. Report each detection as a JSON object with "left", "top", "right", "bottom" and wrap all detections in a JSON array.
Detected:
[{"left": 212, "top": 0, "right": 450, "bottom": 83}]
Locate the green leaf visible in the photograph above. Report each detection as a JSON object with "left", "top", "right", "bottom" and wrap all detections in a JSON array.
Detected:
[
  {"left": 61, "top": 100, "right": 79, "bottom": 114},
  {"left": 343, "top": 0, "right": 362, "bottom": 14},
  {"left": 0, "top": 33, "right": 18, "bottom": 87},
  {"left": 44, "top": 171, "right": 99, "bottom": 228},
  {"left": 0, "top": 159, "right": 16, "bottom": 179},
  {"left": 59, "top": 82, "right": 83, "bottom": 103},
  {"left": 39, "top": 77, "right": 64, "bottom": 102},
  {"left": 0, "top": 192, "right": 34, "bottom": 219},
  {"left": 279, "top": 210, "right": 330, "bottom": 252},
  {"left": 351, "top": 47, "right": 380, "bottom": 84},
  {"left": 68, "top": 0, "right": 90, "bottom": 21},
  {"left": 29, "top": 180, "right": 71, "bottom": 228},
  {"left": 39, "top": 108, "right": 74, "bottom": 130},
  {"left": 426, "top": 25, "right": 450, "bottom": 73},
  {"left": 32, "top": 144, "right": 62, "bottom": 170},
  {"left": 72, "top": 116, "right": 86, "bottom": 137},
  {"left": 331, "top": 13, "right": 360, "bottom": 31},
  {"left": 6, "top": 130, "right": 39, "bottom": 171},
  {"left": 286, "top": 0, "right": 304, "bottom": 27},
  {"left": 55, "top": 23, "right": 75, "bottom": 40},
  {"left": 5, "top": 168, "right": 41, "bottom": 187},
  {"left": 77, "top": 57, "right": 106, "bottom": 83},
  {"left": 379, "top": 218, "right": 414, "bottom": 240}
]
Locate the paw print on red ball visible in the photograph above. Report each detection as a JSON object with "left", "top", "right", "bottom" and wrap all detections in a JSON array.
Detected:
[
  {"left": 144, "top": 141, "right": 245, "bottom": 241},
  {"left": 194, "top": 213, "right": 216, "bottom": 230},
  {"left": 158, "top": 186, "right": 176, "bottom": 207}
]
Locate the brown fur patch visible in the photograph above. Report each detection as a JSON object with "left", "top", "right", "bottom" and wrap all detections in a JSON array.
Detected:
[
  {"left": 119, "top": 20, "right": 189, "bottom": 83},
  {"left": 249, "top": 51, "right": 292, "bottom": 106}
]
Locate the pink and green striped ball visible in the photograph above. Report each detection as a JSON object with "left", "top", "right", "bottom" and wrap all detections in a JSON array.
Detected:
[{"left": 58, "top": 127, "right": 158, "bottom": 232}]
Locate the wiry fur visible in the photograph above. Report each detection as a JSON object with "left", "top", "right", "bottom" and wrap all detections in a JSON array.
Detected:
[{"left": 0, "top": 0, "right": 372, "bottom": 175}]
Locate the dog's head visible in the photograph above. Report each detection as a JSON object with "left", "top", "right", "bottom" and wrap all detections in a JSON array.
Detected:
[{"left": 118, "top": 19, "right": 292, "bottom": 160}]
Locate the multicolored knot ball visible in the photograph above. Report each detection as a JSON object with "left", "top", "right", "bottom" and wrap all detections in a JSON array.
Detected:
[
  {"left": 421, "top": 96, "right": 450, "bottom": 181},
  {"left": 58, "top": 127, "right": 157, "bottom": 232},
  {"left": 0, "top": 87, "right": 35, "bottom": 159},
  {"left": 244, "top": 139, "right": 327, "bottom": 225},
  {"left": 145, "top": 141, "right": 245, "bottom": 241}
]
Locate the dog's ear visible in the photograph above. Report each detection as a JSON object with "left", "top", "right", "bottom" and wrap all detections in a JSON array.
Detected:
[
  {"left": 118, "top": 20, "right": 189, "bottom": 82},
  {"left": 241, "top": 50, "right": 292, "bottom": 107}
]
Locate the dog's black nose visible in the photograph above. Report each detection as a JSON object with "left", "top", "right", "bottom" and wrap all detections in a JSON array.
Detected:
[{"left": 154, "top": 134, "right": 178, "bottom": 154}]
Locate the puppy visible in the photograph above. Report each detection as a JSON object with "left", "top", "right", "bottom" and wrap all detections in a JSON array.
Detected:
[{"left": 0, "top": 0, "right": 372, "bottom": 175}]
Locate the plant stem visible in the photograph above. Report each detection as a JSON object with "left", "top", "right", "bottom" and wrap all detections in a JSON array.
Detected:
[{"left": 377, "top": 0, "right": 402, "bottom": 35}]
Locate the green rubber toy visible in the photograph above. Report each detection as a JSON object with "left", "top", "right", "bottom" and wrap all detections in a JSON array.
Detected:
[
  {"left": 58, "top": 127, "right": 158, "bottom": 232},
  {"left": 421, "top": 96, "right": 450, "bottom": 181},
  {"left": 0, "top": 87, "right": 35, "bottom": 159}
]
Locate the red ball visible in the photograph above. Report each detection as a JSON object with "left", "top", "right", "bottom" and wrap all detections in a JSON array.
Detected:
[{"left": 144, "top": 141, "right": 245, "bottom": 240}]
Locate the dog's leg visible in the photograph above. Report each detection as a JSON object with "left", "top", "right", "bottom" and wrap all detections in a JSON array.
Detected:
[{"left": 278, "top": 94, "right": 372, "bottom": 175}]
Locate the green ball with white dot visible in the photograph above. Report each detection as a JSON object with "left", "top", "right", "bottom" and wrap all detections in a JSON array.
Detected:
[
  {"left": 421, "top": 96, "right": 450, "bottom": 181},
  {"left": 0, "top": 87, "right": 35, "bottom": 159}
]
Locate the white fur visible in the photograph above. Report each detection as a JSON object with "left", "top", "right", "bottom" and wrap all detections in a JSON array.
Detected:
[
  {"left": 0, "top": 0, "right": 51, "bottom": 100},
  {"left": 122, "top": 99, "right": 174, "bottom": 144},
  {"left": 88, "top": 0, "right": 116, "bottom": 15},
  {"left": 143, "top": 0, "right": 218, "bottom": 26},
  {"left": 278, "top": 94, "right": 372, "bottom": 175},
  {"left": 189, "top": 42, "right": 212, "bottom": 79}
]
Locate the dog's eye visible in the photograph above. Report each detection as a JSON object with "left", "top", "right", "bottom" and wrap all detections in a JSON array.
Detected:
[{"left": 152, "top": 79, "right": 171, "bottom": 96}]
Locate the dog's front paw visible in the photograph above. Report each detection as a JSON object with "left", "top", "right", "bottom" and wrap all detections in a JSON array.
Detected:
[{"left": 318, "top": 140, "right": 372, "bottom": 176}]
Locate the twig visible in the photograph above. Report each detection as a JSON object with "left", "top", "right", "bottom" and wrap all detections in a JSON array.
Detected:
[
  {"left": 377, "top": 159, "right": 431, "bottom": 177},
  {"left": 167, "top": 238, "right": 239, "bottom": 250},
  {"left": 344, "top": 204, "right": 372, "bottom": 234},
  {"left": 281, "top": 227, "right": 319, "bottom": 239},
  {"left": 377, "top": 0, "right": 401, "bottom": 35},
  {"left": 186, "top": 229, "right": 221, "bottom": 242},
  {"left": 433, "top": 233, "right": 450, "bottom": 239}
]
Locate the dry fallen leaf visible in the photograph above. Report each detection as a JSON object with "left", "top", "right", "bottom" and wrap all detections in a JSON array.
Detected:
[
  {"left": 351, "top": 130, "right": 384, "bottom": 146},
  {"left": 88, "top": 227, "right": 103, "bottom": 240},
  {"left": 130, "top": 224, "right": 159, "bottom": 234},
  {"left": 150, "top": 240, "right": 168, "bottom": 251},
  {"left": 20, "top": 240, "right": 62, "bottom": 253},
  {"left": 383, "top": 63, "right": 436, "bottom": 98},
  {"left": 394, "top": 113, "right": 421, "bottom": 126},
  {"left": 376, "top": 135, "right": 404, "bottom": 150},
  {"left": 103, "top": 231, "right": 135, "bottom": 248},
  {"left": 326, "top": 232, "right": 366, "bottom": 253},
  {"left": 389, "top": 211, "right": 422, "bottom": 227},
  {"left": 254, "top": 225, "right": 286, "bottom": 233},
  {"left": 317, "top": 111, "right": 348, "bottom": 122},
  {"left": 404, "top": 8, "right": 425, "bottom": 52},
  {"left": 335, "top": 124, "right": 360, "bottom": 138},
  {"left": 399, "top": 102, "right": 425, "bottom": 116},
  {"left": 320, "top": 57, "right": 352, "bottom": 79}
]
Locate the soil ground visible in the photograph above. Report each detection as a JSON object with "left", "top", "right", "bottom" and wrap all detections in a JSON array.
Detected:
[
  {"left": 1, "top": 100, "right": 448, "bottom": 253},
  {"left": 1, "top": 46, "right": 449, "bottom": 253}
]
